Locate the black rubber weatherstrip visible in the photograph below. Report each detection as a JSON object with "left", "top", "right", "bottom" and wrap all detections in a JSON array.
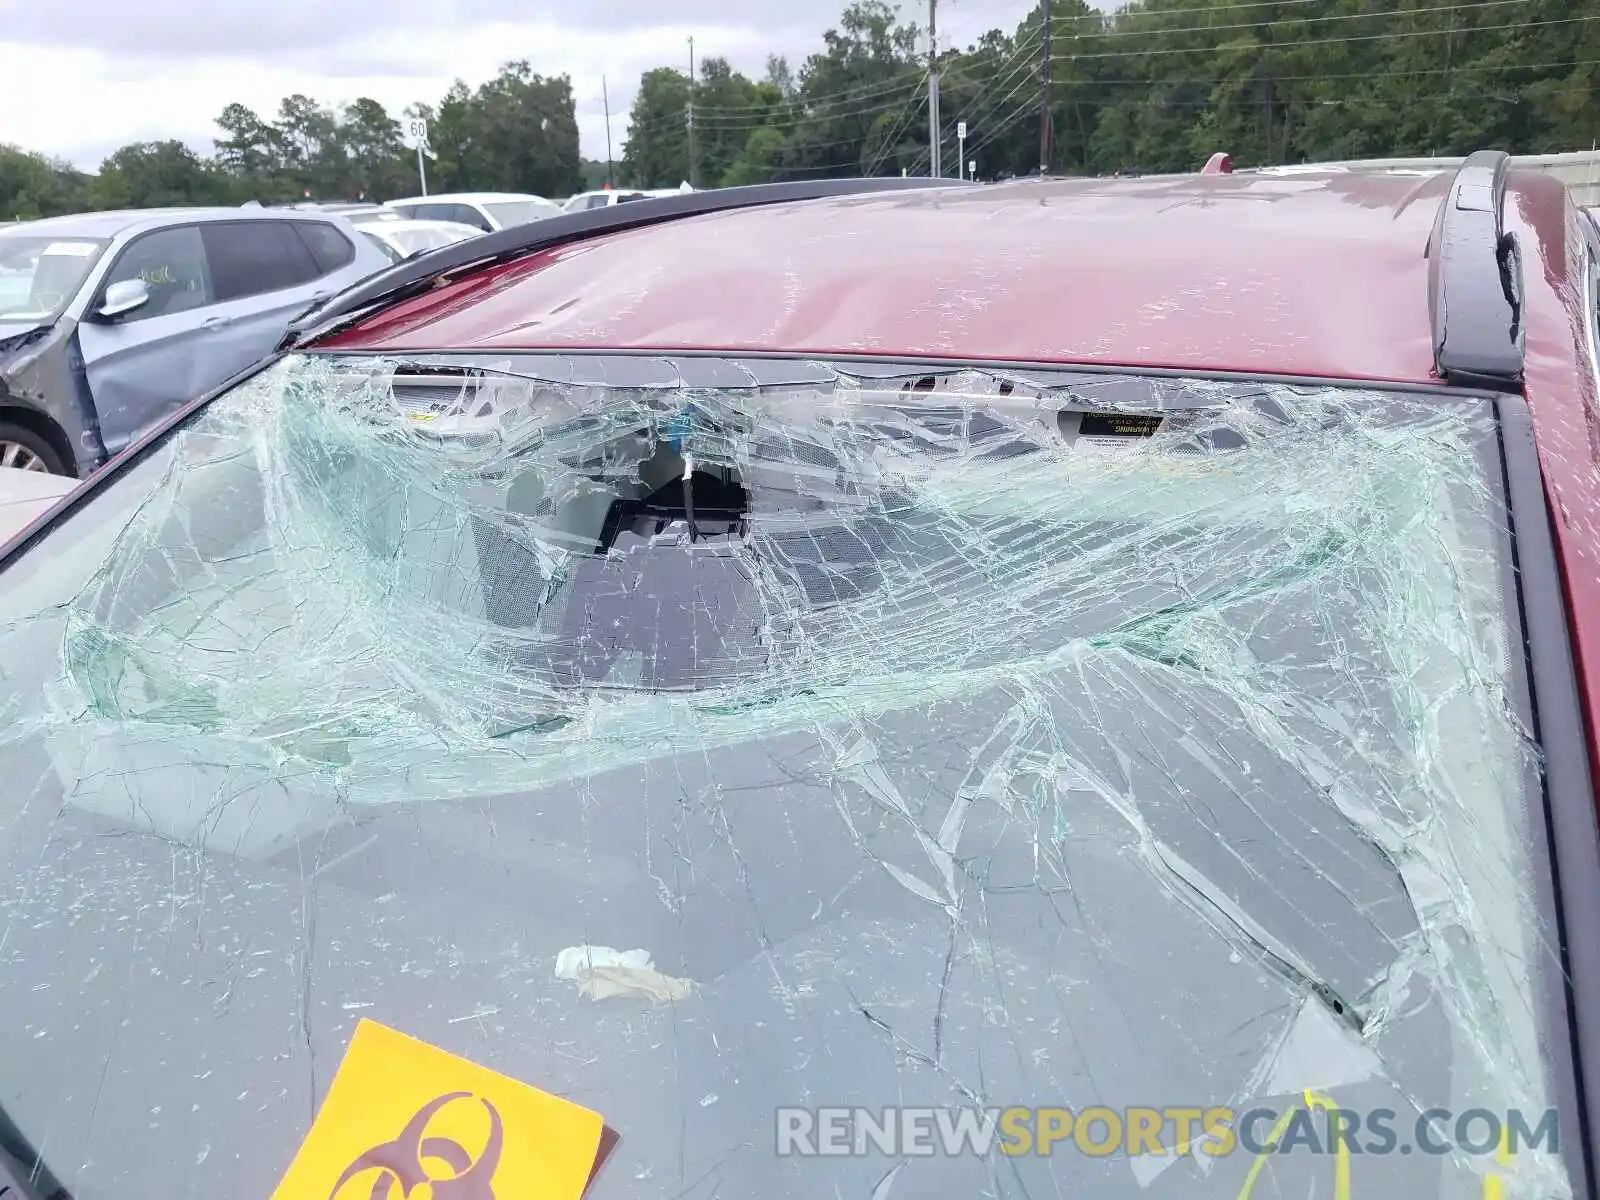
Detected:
[
  {"left": 337, "top": 346, "right": 1507, "bottom": 400},
  {"left": 1498, "top": 391, "right": 1600, "bottom": 1198},
  {"left": 0, "top": 1101, "right": 66, "bottom": 1199}
]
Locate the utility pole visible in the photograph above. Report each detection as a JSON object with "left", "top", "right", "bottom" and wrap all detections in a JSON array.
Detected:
[
  {"left": 687, "top": 37, "right": 697, "bottom": 189},
  {"left": 1039, "top": 0, "right": 1053, "bottom": 175},
  {"left": 927, "top": 0, "right": 941, "bottom": 178},
  {"left": 602, "top": 75, "right": 614, "bottom": 188}
]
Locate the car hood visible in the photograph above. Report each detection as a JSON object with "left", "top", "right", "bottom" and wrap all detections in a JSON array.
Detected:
[
  {"left": 0, "top": 464, "right": 73, "bottom": 542},
  {"left": 0, "top": 320, "right": 52, "bottom": 364}
]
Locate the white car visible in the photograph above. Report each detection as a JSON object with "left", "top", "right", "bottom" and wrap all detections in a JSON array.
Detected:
[
  {"left": 353, "top": 218, "right": 485, "bottom": 264},
  {"left": 561, "top": 183, "right": 695, "bottom": 214},
  {"left": 383, "top": 192, "right": 562, "bottom": 233},
  {"left": 0, "top": 464, "right": 74, "bottom": 541}
]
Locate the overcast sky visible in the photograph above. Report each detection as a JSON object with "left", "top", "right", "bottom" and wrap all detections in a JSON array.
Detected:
[{"left": 0, "top": 0, "right": 1039, "bottom": 172}]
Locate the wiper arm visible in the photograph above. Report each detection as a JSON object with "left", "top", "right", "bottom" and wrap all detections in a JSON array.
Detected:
[
  {"left": 1152, "top": 840, "right": 1368, "bottom": 1035},
  {"left": 0, "top": 1102, "right": 69, "bottom": 1200}
]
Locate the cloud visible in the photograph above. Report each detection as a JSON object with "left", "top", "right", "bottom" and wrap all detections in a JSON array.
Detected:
[
  {"left": 0, "top": 0, "right": 1022, "bottom": 55},
  {"left": 0, "top": 1, "right": 1036, "bottom": 170}
]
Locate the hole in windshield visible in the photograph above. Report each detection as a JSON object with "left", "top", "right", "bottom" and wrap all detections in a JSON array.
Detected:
[{"left": 0, "top": 352, "right": 1575, "bottom": 1200}]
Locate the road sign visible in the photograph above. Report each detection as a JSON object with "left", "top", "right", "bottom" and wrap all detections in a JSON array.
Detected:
[
  {"left": 956, "top": 121, "right": 967, "bottom": 140},
  {"left": 405, "top": 117, "right": 429, "bottom": 146}
]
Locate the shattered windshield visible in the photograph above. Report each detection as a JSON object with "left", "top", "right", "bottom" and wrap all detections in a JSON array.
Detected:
[
  {"left": 388, "top": 224, "right": 476, "bottom": 255},
  {"left": 0, "top": 233, "right": 107, "bottom": 321},
  {"left": 0, "top": 353, "right": 1574, "bottom": 1198},
  {"left": 483, "top": 198, "right": 561, "bottom": 226}
]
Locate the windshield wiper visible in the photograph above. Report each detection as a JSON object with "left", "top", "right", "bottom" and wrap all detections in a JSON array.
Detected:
[
  {"left": 1152, "top": 840, "right": 1368, "bottom": 1035},
  {"left": 0, "top": 1103, "right": 69, "bottom": 1200}
]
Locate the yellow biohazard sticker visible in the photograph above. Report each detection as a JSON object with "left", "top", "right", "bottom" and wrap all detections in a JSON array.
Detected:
[{"left": 269, "top": 1018, "right": 607, "bottom": 1200}]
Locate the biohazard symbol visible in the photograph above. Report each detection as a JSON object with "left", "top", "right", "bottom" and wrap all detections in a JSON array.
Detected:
[{"left": 328, "top": 1092, "right": 504, "bottom": 1200}]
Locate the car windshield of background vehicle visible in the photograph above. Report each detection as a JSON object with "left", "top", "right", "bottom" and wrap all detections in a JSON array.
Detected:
[
  {"left": 0, "top": 354, "right": 1574, "bottom": 1198},
  {"left": 0, "top": 234, "right": 108, "bottom": 321},
  {"left": 390, "top": 226, "right": 469, "bottom": 255},
  {"left": 483, "top": 198, "right": 560, "bottom": 226},
  {"left": 358, "top": 228, "right": 403, "bottom": 263}
]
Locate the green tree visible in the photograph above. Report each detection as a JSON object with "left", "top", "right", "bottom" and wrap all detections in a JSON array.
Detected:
[
  {"left": 92, "top": 141, "right": 236, "bottom": 208},
  {"left": 10, "top": 0, "right": 1600, "bottom": 221},
  {"left": 274, "top": 94, "right": 345, "bottom": 197},
  {"left": 470, "top": 63, "right": 583, "bottom": 197},
  {"left": 690, "top": 57, "right": 776, "bottom": 188},
  {"left": 419, "top": 65, "right": 581, "bottom": 197},
  {"left": 774, "top": 0, "right": 925, "bottom": 180},
  {"left": 0, "top": 145, "right": 88, "bottom": 219},
  {"left": 340, "top": 98, "right": 409, "bottom": 199},
  {"left": 622, "top": 68, "right": 693, "bottom": 187},
  {"left": 213, "top": 103, "right": 285, "bottom": 183},
  {"left": 722, "top": 126, "right": 787, "bottom": 186}
]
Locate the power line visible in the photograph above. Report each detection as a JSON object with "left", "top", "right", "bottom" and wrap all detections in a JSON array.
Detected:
[
  {"left": 1062, "top": 0, "right": 1508, "bottom": 22},
  {"left": 1062, "top": 0, "right": 1538, "bottom": 40},
  {"left": 907, "top": 43, "right": 1046, "bottom": 174},
  {"left": 864, "top": 72, "right": 931, "bottom": 175},
  {"left": 632, "top": 88, "right": 918, "bottom": 137},
  {"left": 626, "top": 74, "right": 926, "bottom": 138},
  {"left": 617, "top": 6, "right": 1600, "bottom": 179},
  {"left": 689, "top": 72, "right": 924, "bottom": 116},
  {"left": 627, "top": 1, "right": 1578, "bottom": 138},
  {"left": 860, "top": 23, "right": 1048, "bottom": 176},
  {"left": 1066, "top": 55, "right": 1600, "bottom": 87},
  {"left": 1048, "top": 10, "right": 1600, "bottom": 60},
  {"left": 965, "top": 89, "right": 1047, "bottom": 164},
  {"left": 626, "top": 31, "right": 1042, "bottom": 143}
]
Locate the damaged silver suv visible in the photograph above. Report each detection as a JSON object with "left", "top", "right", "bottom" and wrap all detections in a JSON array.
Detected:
[
  {"left": 0, "top": 207, "right": 390, "bottom": 476},
  {"left": 1, "top": 160, "right": 1599, "bottom": 1200}
]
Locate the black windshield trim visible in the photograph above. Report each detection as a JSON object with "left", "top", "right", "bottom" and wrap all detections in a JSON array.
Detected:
[{"left": 1498, "top": 392, "right": 1600, "bottom": 1196}]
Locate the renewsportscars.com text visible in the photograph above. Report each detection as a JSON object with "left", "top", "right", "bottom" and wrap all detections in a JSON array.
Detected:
[{"left": 774, "top": 1105, "right": 1559, "bottom": 1159}]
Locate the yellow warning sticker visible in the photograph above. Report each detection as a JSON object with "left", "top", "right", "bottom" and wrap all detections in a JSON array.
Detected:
[{"left": 269, "top": 1018, "right": 606, "bottom": 1200}]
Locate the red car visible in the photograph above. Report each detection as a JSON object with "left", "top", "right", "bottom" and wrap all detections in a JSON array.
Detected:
[{"left": 0, "top": 154, "right": 1597, "bottom": 1199}]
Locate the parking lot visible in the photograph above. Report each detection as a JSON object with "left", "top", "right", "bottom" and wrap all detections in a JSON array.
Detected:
[{"left": 0, "top": 191, "right": 626, "bottom": 480}]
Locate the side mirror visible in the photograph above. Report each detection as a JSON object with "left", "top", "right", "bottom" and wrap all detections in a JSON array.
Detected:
[{"left": 96, "top": 278, "right": 149, "bottom": 320}]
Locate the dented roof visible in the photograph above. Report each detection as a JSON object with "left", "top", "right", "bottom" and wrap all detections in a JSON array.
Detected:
[{"left": 322, "top": 168, "right": 1471, "bottom": 384}]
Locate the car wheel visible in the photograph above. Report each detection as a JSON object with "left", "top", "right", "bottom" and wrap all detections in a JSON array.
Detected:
[{"left": 0, "top": 422, "right": 67, "bottom": 475}]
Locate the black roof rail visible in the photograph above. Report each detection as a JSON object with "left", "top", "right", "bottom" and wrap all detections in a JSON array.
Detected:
[
  {"left": 283, "top": 176, "right": 971, "bottom": 349},
  {"left": 1426, "top": 149, "right": 1525, "bottom": 391}
]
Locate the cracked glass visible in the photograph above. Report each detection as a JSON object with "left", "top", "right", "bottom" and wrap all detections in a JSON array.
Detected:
[{"left": 0, "top": 352, "right": 1575, "bottom": 1198}]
